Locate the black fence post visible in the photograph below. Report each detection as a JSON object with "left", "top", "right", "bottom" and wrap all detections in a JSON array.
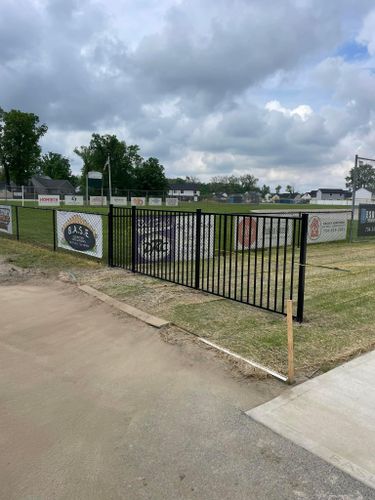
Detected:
[
  {"left": 52, "top": 209, "right": 57, "bottom": 251},
  {"left": 195, "top": 209, "right": 202, "bottom": 289},
  {"left": 15, "top": 205, "right": 20, "bottom": 240},
  {"left": 108, "top": 204, "right": 114, "bottom": 266},
  {"left": 131, "top": 205, "right": 137, "bottom": 273},
  {"left": 296, "top": 213, "right": 308, "bottom": 322}
]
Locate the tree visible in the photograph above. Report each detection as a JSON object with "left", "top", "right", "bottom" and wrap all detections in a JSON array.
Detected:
[
  {"left": 134, "top": 157, "right": 168, "bottom": 191},
  {"left": 286, "top": 185, "right": 295, "bottom": 195},
  {"left": 0, "top": 108, "right": 47, "bottom": 185},
  {"left": 346, "top": 163, "right": 375, "bottom": 191},
  {"left": 39, "top": 152, "right": 72, "bottom": 180},
  {"left": 260, "top": 184, "right": 271, "bottom": 198},
  {"left": 74, "top": 134, "right": 142, "bottom": 190},
  {"left": 275, "top": 185, "right": 282, "bottom": 194},
  {"left": 240, "top": 174, "right": 259, "bottom": 192}
]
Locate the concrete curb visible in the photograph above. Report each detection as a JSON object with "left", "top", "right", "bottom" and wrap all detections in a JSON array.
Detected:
[{"left": 78, "top": 284, "right": 170, "bottom": 329}]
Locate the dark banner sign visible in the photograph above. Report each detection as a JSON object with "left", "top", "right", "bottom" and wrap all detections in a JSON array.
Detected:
[{"left": 358, "top": 204, "right": 375, "bottom": 237}]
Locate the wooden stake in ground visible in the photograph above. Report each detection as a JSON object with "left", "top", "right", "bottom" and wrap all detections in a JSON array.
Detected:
[{"left": 287, "top": 299, "right": 295, "bottom": 384}]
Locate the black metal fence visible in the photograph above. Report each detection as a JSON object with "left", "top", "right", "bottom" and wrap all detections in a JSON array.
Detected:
[
  {"left": 109, "top": 206, "right": 308, "bottom": 321},
  {"left": 0, "top": 204, "right": 308, "bottom": 320}
]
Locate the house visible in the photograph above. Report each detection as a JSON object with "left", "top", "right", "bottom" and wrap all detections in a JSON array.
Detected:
[
  {"left": 355, "top": 188, "right": 374, "bottom": 204},
  {"left": 316, "top": 188, "right": 351, "bottom": 201},
  {"left": 30, "top": 175, "right": 75, "bottom": 196},
  {"left": 243, "top": 191, "right": 261, "bottom": 204},
  {"left": 168, "top": 183, "right": 200, "bottom": 201}
]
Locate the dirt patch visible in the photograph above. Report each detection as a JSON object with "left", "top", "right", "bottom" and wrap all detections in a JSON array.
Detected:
[{"left": 0, "top": 257, "right": 36, "bottom": 284}]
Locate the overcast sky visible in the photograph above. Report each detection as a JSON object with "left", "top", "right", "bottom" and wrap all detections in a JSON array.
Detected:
[{"left": 2, "top": 0, "right": 375, "bottom": 191}]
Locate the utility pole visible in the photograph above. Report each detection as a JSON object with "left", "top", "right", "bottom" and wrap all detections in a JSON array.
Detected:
[{"left": 349, "top": 154, "right": 358, "bottom": 242}]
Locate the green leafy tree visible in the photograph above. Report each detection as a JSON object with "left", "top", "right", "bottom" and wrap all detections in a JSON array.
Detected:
[
  {"left": 346, "top": 163, "right": 375, "bottom": 191},
  {"left": 39, "top": 152, "right": 72, "bottom": 180},
  {"left": 240, "top": 174, "right": 259, "bottom": 192},
  {"left": 260, "top": 184, "right": 271, "bottom": 198},
  {"left": 134, "top": 157, "right": 168, "bottom": 191},
  {"left": 275, "top": 185, "right": 282, "bottom": 194},
  {"left": 286, "top": 184, "right": 295, "bottom": 195},
  {"left": 74, "top": 134, "right": 142, "bottom": 190},
  {"left": 0, "top": 107, "right": 47, "bottom": 185}
]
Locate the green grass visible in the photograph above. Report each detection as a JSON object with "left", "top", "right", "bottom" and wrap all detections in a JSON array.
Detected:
[
  {"left": 2, "top": 204, "right": 375, "bottom": 379},
  {"left": 0, "top": 237, "right": 100, "bottom": 271},
  {"left": 81, "top": 240, "right": 375, "bottom": 378}
]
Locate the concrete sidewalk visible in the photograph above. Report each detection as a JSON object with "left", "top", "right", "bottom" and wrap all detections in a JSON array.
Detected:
[
  {"left": 248, "top": 350, "right": 375, "bottom": 490},
  {"left": 1, "top": 280, "right": 374, "bottom": 499}
]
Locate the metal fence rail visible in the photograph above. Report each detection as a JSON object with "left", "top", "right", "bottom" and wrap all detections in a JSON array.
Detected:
[{"left": 109, "top": 207, "right": 308, "bottom": 321}]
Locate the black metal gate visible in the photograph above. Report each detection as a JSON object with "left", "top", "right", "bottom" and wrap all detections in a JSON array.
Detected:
[{"left": 109, "top": 206, "right": 308, "bottom": 321}]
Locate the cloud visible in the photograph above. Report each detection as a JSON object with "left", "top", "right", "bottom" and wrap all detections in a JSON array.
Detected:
[{"left": 1, "top": 0, "right": 375, "bottom": 190}]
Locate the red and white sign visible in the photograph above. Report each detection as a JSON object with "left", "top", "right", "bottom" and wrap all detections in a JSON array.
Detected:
[
  {"left": 38, "top": 195, "right": 60, "bottom": 206},
  {"left": 307, "top": 213, "right": 347, "bottom": 244},
  {"left": 235, "top": 216, "right": 292, "bottom": 249},
  {"left": 131, "top": 197, "right": 146, "bottom": 206}
]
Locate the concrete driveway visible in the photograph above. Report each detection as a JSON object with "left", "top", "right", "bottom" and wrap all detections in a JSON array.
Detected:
[{"left": 0, "top": 281, "right": 374, "bottom": 499}]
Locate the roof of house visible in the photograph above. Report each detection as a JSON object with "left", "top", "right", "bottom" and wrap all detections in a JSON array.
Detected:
[
  {"left": 169, "top": 183, "right": 199, "bottom": 190},
  {"left": 317, "top": 188, "right": 349, "bottom": 194},
  {"left": 31, "top": 175, "right": 74, "bottom": 191}
]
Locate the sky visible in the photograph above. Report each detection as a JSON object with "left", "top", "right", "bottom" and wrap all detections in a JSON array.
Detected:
[{"left": 2, "top": 0, "right": 375, "bottom": 192}]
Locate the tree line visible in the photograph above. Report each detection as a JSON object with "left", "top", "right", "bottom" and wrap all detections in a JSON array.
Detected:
[{"left": 0, "top": 107, "right": 168, "bottom": 191}]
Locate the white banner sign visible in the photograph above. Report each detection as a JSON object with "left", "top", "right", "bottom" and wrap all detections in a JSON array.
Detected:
[
  {"left": 235, "top": 216, "right": 293, "bottom": 250},
  {"left": 0, "top": 205, "right": 12, "bottom": 234},
  {"left": 56, "top": 211, "right": 103, "bottom": 258},
  {"left": 131, "top": 197, "right": 146, "bottom": 206},
  {"left": 64, "top": 195, "right": 84, "bottom": 206},
  {"left": 136, "top": 214, "right": 214, "bottom": 262},
  {"left": 90, "top": 196, "right": 107, "bottom": 206},
  {"left": 110, "top": 196, "right": 127, "bottom": 206},
  {"left": 38, "top": 195, "right": 60, "bottom": 206},
  {"left": 148, "top": 197, "right": 162, "bottom": 206},
  {"left": 307, "top": 212, "right": 348, "bottom": 244},
  {"left": 166, "top": 197, "right": 179, "bottom": 206}
]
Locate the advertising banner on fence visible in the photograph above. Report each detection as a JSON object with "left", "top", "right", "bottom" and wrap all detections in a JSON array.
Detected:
[
  {"left": 358, "top": 204, "right": 375, "bottom": 237},
  {"left": 90, "top": 196, "right": 107, "bottom": 206},
  {"left": 235, "top": 216, "right": 293, "bottom": 250},
  {"left": 64, "top": 195, "right": 84, "bottom": 206},
  {"left": 131, "top": 197, "right": 146, "bottom": 206},
  {"left": 307, "top": 212, "right": 348, "bottom": 243},
  {"left": 149, "top": 197, "right": 162, "bottom": 206},
  {"left": 56, "top": 211, "right": 103, "bottom": 258},
  {"left": 110, "top": 196, "right": 127, "bottom": 206},
  {"left": 136, "top": 214, "right": 214, "bottom": 263},
  {"left": 0, "top": 205, "right": 12, "bottom": 234},
  {"left": 166, "top": 198, "right": 179, "bottom": 207},
  {"left": 38, "top": 195, "right": 60, "bottom": 206}
]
